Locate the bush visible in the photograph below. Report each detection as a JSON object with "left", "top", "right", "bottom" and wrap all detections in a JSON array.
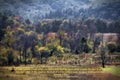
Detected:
[
  {"left": 107, "top": 42, "right": 117, "bottom": 53},
  {"left": 64, "top": 48, "right": 71, "bottom": 53},
  {"left": 116, "top": 45, "right": 120, "bottom": 52},
  {"left": 0, "top": 57, "right": 7, "bottom": 66},
  {"left": 48, "top": 56, "right": 57, "bottom": 64},
  {"left": 32, "top": 58, "right": 40, "bottom": 64}
]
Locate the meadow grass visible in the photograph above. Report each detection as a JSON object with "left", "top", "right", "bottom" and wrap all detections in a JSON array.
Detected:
[
  {"left": 0, "top": 65, "right": 120, "bottom": 80},
  {"left": 101, "top": 67, "right": 120, "bottom": 76}
]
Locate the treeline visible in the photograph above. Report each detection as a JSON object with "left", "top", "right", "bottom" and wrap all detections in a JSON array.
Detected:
[{"left": 0, "top": 13, "right": 120, "bottom": 66}]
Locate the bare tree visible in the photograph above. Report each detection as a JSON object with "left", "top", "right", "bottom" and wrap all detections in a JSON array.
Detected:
[{"left": 100, "top": 33, "right": 105, "bottom": 68}]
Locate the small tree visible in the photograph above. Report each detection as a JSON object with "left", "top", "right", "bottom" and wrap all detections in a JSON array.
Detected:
[
  {"left": 35, "top": 46, "right": 50, "bottom": 64},
  {"left": 107, "top": 42, "right": 117, "bottom": 53},
  {"left": 100, "top": 46, "right": 106, "bottom": 68},
  {"left": 93, "top": 36, "right": 101, "bottom": 53},
  {"left": 80, "top": 37, "right": 91, "bottom": 53}
]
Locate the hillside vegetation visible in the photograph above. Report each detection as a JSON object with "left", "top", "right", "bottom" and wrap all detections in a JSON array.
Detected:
[{"left": 0, "top": 13, "right": 120, "bottom": 66}]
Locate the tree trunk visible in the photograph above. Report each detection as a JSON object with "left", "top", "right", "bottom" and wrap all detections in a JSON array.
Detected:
[
  {"left": 102, "top": 59, "right": 105, "bottom": 68},
  {"left": 20, "top": 50, "right": 22, "bottom": 63},
  {"left": 23, "top": 50, "right": 27, "bottom": 65}
]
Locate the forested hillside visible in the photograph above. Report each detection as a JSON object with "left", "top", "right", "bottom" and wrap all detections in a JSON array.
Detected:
[
  {"left": 0, "top": 1, "right": 120, "bottom": 80},
  {"left": 0, "top": 13, "right": 120, "bottom": 66},
  {"left": 0, "top": 0, "right": 120, "bottom": 21}
]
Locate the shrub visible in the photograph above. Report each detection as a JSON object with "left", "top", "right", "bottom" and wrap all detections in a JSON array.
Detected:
[{"left": 107, "top": 42, "right": 117, "bottom": 53}]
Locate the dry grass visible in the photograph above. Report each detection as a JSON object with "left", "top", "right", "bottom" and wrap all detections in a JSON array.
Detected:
[{"left": 0, "top": 66, "right": 120, "bottom": 80}]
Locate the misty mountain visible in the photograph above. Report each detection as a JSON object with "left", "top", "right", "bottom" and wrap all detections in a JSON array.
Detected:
[{"left": 0, "top": 0, "right": 120, "bottom": 21}]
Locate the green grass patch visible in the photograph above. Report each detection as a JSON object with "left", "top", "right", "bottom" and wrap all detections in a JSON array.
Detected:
[{"left": 102, "top": 67, "right": 120, "bottom": 76}]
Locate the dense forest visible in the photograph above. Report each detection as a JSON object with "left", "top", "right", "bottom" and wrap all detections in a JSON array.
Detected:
[{"left": 0, "top": 12, "right": 120, "bottom": 66}]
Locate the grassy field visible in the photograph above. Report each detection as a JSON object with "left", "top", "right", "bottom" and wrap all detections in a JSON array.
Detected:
[
  {"left": 102, "top": 67, "right": 120, "bottom": 76},
  {"left": 0, "top": 65, "right": 120, "bottom": 80}
]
